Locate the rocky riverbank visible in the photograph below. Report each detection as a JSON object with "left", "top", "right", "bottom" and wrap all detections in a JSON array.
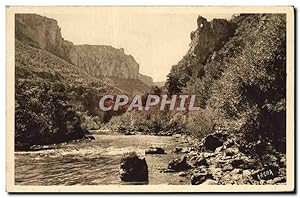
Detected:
[{"left": 161, "top": 131, "right": 287, "bottom": 185}]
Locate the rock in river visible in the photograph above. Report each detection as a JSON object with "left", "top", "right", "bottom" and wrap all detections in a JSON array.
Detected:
[
  {"left": 124, "top": 131, "right": 136, "bottom": 136},
  {"left": 145, "top": 146, "right": 165, "bottom": 154},
  {"left": 120, "top": 152, "right": 148, "bottom": 182}
]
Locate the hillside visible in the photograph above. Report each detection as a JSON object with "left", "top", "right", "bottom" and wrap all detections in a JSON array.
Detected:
[{"left": 166, "top": 14, "right": 286, "bottom": 151}]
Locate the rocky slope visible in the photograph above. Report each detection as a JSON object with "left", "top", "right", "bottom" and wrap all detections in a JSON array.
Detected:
[
  {"left": 15, "top": 13, "right": 152, "bottom": 93},
  {"left": 109, "top": 14, "right": 287, "bottom": 183},
  {"left": 15, "top": 38, "right": 117, "bottom": 149}
]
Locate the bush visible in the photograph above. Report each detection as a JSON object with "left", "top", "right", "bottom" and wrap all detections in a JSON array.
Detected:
[{"left": 184, "top": 109, "right": 216, "bottom": 139}]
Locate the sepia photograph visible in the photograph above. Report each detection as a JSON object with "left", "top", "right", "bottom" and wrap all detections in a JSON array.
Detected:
[{"left": 6, "top": 6, "right": 295, "bottom": 192}]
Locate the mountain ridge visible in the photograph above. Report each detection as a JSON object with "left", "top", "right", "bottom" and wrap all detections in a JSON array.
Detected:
[{"left": 15, "top": 13, "right": 153, "bottom": 88}]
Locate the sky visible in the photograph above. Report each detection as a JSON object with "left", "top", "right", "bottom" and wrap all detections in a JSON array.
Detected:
[{"left": 32, "top": 7, "right": 234, "bottom": 81}]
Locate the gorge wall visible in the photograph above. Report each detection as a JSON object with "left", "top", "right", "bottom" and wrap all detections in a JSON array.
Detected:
[
  {"left": 166, "top": 16, "right": 235, "bottom": 95},
  {"left": 15, "top": 14, "right": 153, "bottom": 84},
  {"left": 66, "top": 45, "right": 139, "bottom": 79}
]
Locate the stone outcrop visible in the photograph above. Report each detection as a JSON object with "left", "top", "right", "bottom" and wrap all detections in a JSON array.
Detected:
[
  {"left": 15, "top": 14, "right": 152, "bottom": 82},
  {"left": 188, "top": 16, "right": 234, "bottom": 63},
  {"left": 166, "top": 16, "right": 235, "bottom": 95},
  {"left": 202, "top": 133, "right": 224, "bottom": 151}
]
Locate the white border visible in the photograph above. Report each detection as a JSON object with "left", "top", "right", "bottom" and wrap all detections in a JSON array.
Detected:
[{"left": 1, "top": 1, "right": 299, "bottom": 196}]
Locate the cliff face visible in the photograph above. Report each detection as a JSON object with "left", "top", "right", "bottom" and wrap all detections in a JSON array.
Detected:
[
  {"left": 15, "top": 14, "right": 151, "bottom": 81},
  {"left": 67, "top": 45, "right": 140, "bottom": 79},
  {"left": 166, "top": 16, "right": 235, "bottom": 94},
  {"left": 15, "top": 14, "right": 67, "bottom": 58},
  {"left": 188, "top": 16, "right": 234, "bottom": 63}
]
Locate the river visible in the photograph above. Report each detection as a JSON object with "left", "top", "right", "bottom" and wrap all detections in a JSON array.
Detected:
[{"left": 15, "top": 131, "right": 192, "bottom": 185}]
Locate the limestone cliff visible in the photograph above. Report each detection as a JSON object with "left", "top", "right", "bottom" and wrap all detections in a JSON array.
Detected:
[
  {"left": 15, "top": 14, "right": 151, "bottom": 82},
  {"left": 188, "top": 16, "right": 234, "bottom": 63},
  {"left": 166, "top": 16, "right": 235, "bottom": 94},
  {"left": 67, "top": 45, "right": 139, "bottom": 79},
  {"left": 15, "top": 14, "right": 67, "bottom": 58}
]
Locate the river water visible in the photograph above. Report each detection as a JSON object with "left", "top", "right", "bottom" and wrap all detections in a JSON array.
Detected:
[{"left": 15, "top": 132, "right": 192, "bottom": 185}]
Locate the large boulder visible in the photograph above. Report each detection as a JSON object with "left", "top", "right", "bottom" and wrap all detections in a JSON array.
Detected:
[
  {"left": 203, "top": 134, "right": 224, "bottom": 151},
  {"left": 168, "top": 156, "right": 190, "bottom": 171},
  {"left": 120, "top": 152, "right": 148, "bottom": 182}
]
